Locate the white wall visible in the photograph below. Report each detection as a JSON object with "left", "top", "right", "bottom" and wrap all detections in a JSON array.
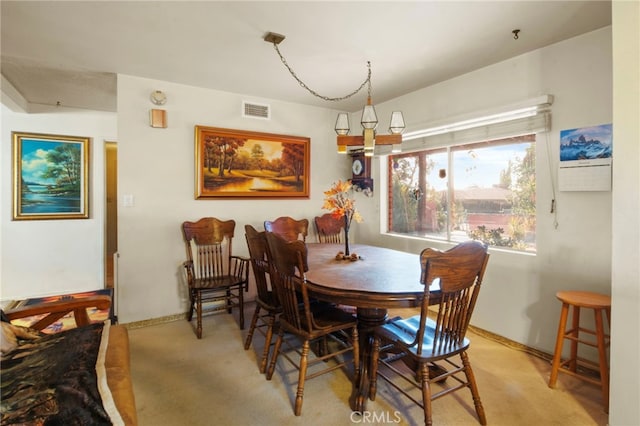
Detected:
[
  {"left": 114, "top": 76, "right": 348, "bottom": 322},
  {"left": 354, "top": 27, "right": 613, "bottom": 357},
  {"left": 1, "top": 103, "right": 116, "bottom": 299},
  {"left": 610, "top": 1, "right": 640, "bottom": 424}
]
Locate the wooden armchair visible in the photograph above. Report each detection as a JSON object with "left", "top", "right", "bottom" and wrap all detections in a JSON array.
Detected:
[
  {"left": 314, "top": 213, "right": 345, "bottom": 244},
  {"left": 264, "top": 216, "right": 309, "bottom": 242},
  {"left": 182, "top": 217, "right": 249, "bottom": 338}
]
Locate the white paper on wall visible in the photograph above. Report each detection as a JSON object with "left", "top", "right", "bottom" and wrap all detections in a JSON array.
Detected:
[{"left": 558, "top": 158, "right": 612, "bottom": 191}]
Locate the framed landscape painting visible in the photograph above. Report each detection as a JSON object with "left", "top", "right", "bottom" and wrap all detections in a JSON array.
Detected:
[
  {"left": 194, "top": 126, "right": 310, "bottom": 199},
  {"left": 12, "top": 131, "right": 90, "bottom": 220}
]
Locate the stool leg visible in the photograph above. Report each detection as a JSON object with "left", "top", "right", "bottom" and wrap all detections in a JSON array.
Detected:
[
  {"left": 594, "top": 308, "right": 610, "bottom": 413},
  {"left": 569, "top": 305, "right": 580, "bottom": 372},
  {"left": 549, "top": 302, "right": 569, "bottom": 388}
]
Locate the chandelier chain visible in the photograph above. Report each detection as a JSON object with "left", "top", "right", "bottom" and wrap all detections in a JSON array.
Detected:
[{"left": 272, "top": 42, "right": 371, "bottom": 102}]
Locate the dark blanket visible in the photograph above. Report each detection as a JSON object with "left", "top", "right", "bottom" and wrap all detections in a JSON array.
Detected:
[{"left": 1, "top": 322, "right": 115, "bottom": 425}]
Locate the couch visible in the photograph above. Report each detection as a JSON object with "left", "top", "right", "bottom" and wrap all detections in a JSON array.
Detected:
[{"left": 1, "top": 295, "right": 137, "bottom": 425}]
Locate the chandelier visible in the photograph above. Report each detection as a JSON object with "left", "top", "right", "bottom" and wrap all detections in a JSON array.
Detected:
[{"left": 264, "top": 32, "right": 405, "bottom": 156}]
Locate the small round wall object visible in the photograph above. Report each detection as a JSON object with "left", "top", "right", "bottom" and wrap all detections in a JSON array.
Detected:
[{"left": 150, "top": 90, "right": 167, "bottom": 105}]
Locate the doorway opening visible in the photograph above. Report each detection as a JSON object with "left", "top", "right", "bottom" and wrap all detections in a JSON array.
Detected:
[{"left": 105, "top": 141, "right": 117, "bottom": 289}]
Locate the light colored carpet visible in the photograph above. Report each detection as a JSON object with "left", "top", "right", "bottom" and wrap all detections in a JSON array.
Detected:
[{"left": 127, "top": 305, "right": 608, "bottom": 425}]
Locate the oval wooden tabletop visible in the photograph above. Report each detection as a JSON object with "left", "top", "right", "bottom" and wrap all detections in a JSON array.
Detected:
[{"left": 304, "top": 243, "right": 426, "bottom": 308}]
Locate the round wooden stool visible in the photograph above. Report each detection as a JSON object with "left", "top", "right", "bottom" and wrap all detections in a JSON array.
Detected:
[{"left": 548, "top": 290, "right": 611, "bottom": 413}]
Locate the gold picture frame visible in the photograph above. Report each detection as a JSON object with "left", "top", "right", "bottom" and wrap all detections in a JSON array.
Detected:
[
  {"left": 194, "top": 126, "right": 310, "bottom": 199},
  {"left": 12, "top": 131, "right": 90, "bottom": 220}
]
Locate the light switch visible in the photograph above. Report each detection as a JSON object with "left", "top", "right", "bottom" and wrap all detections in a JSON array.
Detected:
[{"left": 123, "top": 194, "right": 134, "bottom": 207}]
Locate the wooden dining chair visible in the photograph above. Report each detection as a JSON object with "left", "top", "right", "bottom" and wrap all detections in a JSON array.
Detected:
[
  {"left": 243, "top": 224, "right": 282, "bottom": 373},
  {"left": 181, "top": 217, "right": 249, "bottom": 339},
  {"left": 264, "top": 216, "right": 309, "bottom": 242},
  {"left": 314, "top": 213, "right": 345, "bottom": 244},
  {"left": 369, "top": 240, "right": 490, "bottom": 426},
  {"left": 264, "top": 232, "right": 360, "bottom": 416}
]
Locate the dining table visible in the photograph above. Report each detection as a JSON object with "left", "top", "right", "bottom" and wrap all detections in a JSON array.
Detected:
[{"left": 304, "top": 242, "right": 436, "bottom": 412}]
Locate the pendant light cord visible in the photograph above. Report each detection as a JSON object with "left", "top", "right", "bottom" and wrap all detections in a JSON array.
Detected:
[{"left": 271, "top": 41, "right": 371, "bottom": 102}]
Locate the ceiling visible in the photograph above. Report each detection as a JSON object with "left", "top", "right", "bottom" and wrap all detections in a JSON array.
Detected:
[{"left": 1, "top": 1, "right": 611, "bottom": 113}]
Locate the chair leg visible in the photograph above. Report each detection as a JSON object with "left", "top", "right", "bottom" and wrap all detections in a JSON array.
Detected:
[
  {"left": 187, "top": 289, "right": 196, "bottom": 321},
  {"left": 594, "top": 308, "right": 610, "bottom": 413},
  {"left": 294, "top": 340, "right": 310, "bottom": 416},
  {"left": 259, "top": 315, "right": 276, "bottom": 374},
  {"left": 569, "top": 305, "right": 581, "bottom": 372},
  {"left": 196, "top": 292, "right": 203, "bottom": 339},
  {"left": 266, "top": 331, "right": 284, "bottom": 380},
  {"left": 226, "top": 289, "right": 233, "bottom": 314},
  {"left": 461, "top": 351, "right": 487, "bottom": 425},
  {"left": 238, "top": 287, "right": 244, "bottom": 330},
  {"left": 549, "top": 302, "right": 570, "bottom": 388},
  {"left": 369, "top": 336, "right": 380, "bottom": 401},
  {"left": 244, "top": 306, "right": 261, "bottom": 350},
  {"left": 351, "top": 327, "right": 360, "bottom": 384},
  {"left": 420, "top": 362, "right": 433, "bottom": 426}
]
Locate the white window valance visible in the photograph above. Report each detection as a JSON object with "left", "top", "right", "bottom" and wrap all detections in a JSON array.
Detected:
[{"left": 399, "top": 95, "right": 553, "bottom": 152}]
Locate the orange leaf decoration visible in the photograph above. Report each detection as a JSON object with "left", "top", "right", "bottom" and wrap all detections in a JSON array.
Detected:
[{"left": 322, "top": 179, "right": 363, "bottom": 225}]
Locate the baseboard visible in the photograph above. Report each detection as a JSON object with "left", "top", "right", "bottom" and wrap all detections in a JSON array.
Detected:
[
  {"left": 470, "top": 324, "right": 604, "bottom": 379},
  {"left": 121, "top": 300, "right": 258, "bottom": 330},
  {"left": 468, "top": 324, "right": 553, "bottom": 362},
  {"left": 121, "top": 313, "right": 186, "bottom": 330}
]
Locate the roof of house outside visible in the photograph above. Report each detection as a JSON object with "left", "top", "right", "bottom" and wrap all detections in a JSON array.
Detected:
[{"left": 454, "top": 187, "right": 512, "bottom": 201}]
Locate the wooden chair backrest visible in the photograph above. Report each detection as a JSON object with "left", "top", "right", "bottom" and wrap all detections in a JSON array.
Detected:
[
  {"left": 416, "top": 240, "right": 490, "bottom": 355},
  {"left": 264, "top": 216, "right": 309, "bottom": 242},
  {"left": 245, "top": 224, "right": 273, "bottom": 304},
  {"left": 264, "top": 232, "right": 314, "bottom": 333},
  {"left": 314, "top": 213, "right": 345, "bottom": 244},
  {"left": 182, "top": 217, "right": 236, "bottom": 278}
]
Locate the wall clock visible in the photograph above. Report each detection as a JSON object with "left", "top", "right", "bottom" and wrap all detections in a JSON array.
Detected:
[
  {"left": 352, "top": 158, "right": 364, "bottom": 176},
  {"left": 350, "top": 152, "right": 373, "bottom": 194},
  {"left": 351, "top": 152, "right": 370, "bottom": 179},
  {"left": 150, "top": 90, "right": 167, "bottom": 105}
]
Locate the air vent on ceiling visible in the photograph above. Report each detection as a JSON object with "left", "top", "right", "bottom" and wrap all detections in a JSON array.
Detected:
[{"left": 242, "top": 101, "right": 270, "bottom": 120}]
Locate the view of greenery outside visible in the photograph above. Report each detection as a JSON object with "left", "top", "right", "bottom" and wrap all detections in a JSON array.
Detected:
[{"left": 388, "top": 135, "right": 536, "bottom": 252}]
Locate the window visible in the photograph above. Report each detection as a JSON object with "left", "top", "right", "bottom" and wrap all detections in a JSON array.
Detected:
[{"left": 388, "top": 134, "right": 536, "bottom": 252}]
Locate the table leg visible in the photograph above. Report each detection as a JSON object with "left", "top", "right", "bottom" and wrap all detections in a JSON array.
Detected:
[{"left": 350, "top": 307, "right": 388, "bottom": 412}]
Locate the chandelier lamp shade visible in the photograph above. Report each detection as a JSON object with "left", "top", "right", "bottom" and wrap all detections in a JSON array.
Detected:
[
  {"left": 334, "top": 102, "right": 405, "bottom": 156},
  {"left": 264, "top": 31, "right": 405, "bottom": 156}
]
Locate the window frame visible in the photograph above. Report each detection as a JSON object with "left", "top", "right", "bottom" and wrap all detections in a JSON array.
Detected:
[{"left": 384, "top": 134, "right": 537, "bottom": 252}]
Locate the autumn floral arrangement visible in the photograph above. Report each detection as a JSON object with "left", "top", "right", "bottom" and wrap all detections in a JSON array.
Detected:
[{"left": 322, "top": 179, "right": 363, "bottom": 260}]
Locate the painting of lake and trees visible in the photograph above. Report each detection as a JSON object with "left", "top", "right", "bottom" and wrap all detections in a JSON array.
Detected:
[
  {"left": 560, "top": 123, "right": 612, "bottom": 162},
  {"left": 12, "top": 132, "right": 89, "bottom": 220},
  {"left": 195, "top": 126, "right": 310, "bottom": 199}
]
